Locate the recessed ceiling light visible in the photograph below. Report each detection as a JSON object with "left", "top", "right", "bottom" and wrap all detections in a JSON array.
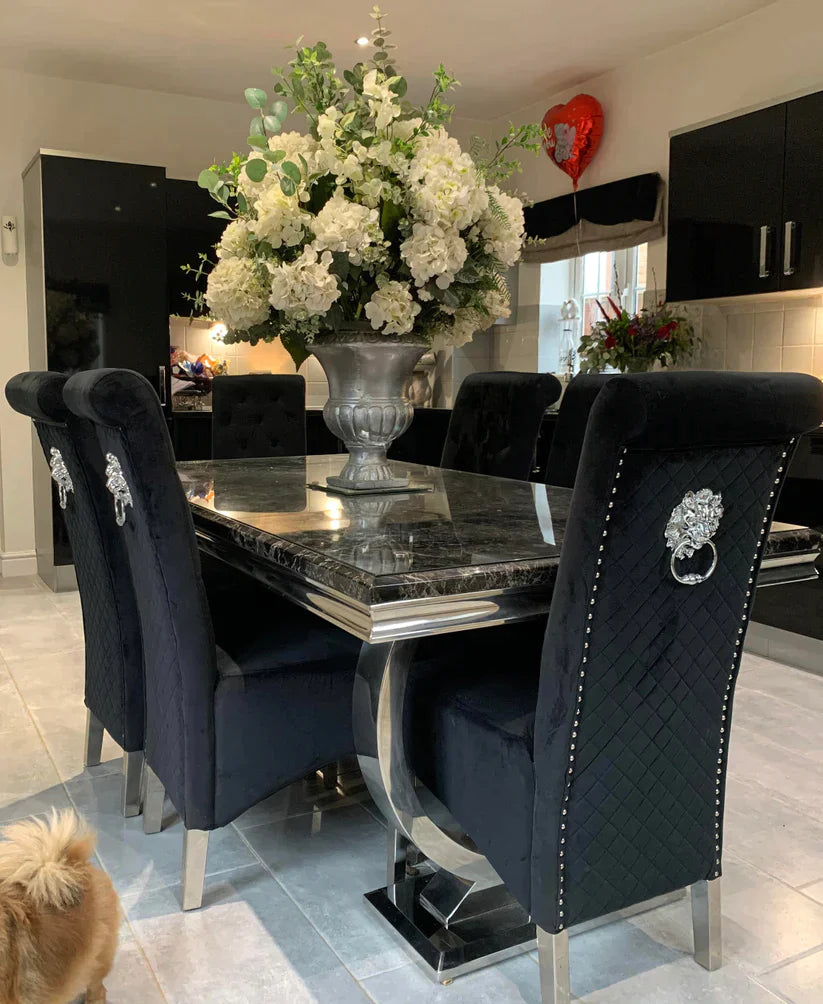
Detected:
[{"left": 355, "top": 36, "right": 370, "bottom": 46}]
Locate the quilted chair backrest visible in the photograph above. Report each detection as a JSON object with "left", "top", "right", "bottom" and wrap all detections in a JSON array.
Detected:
[
  {"left": 5, "top": 371, "right": 144, "bottom": 751},
  {"left": 212, "top": 374, "right": 306, "bottom": 460},
  {"left": 544, "top": 373, "right": 613, "bottom": 489},
  {"left": 530, "top": 371, "right": 823, "bottom": 934},
  {"left": 64, "top": 368, "right": 218, "bottom": 829},
  {"left": 441, "top": 371, "right": 562, "bottom": 480}
]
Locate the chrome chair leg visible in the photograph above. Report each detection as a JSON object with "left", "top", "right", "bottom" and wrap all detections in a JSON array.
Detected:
[
  {"left": 83, "top": 710, "right": 104, "bottom": 768},
  {"left": 182, "top": 829, "right": 210, "bottom": 911},
  {"left": 692, "top": 877, "right": 722, "bottom": 970},
  {"left": 142, "top": 764, "right": 166, "bottom": 835},
  {"left": 537, "top": 927, "right": 570, "bottom": 1004},
  {"left": 121, "top": 751, "right": 145, "bottom": 818}
]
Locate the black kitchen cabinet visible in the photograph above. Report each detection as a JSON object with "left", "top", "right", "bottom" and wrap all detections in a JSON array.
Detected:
[
  {"left": 667, "top": 103, "right": 786, "bottom": 301},
  {"left": 166, "top": 178, "right": 224, "bottom": 316},
  {"left": 781, "top": 91, "right": 823, "bottom": 291}
]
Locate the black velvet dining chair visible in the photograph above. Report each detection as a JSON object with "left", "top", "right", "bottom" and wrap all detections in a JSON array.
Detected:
[
  {"left": 544, "top": 373, "right": 613, "bottom": 488},
  {"left": 211, "top": 373, "right": 306, "bottom": 460},
  {"left": 5, "top": 371, "right": 146, "bottom": 817},
  {"left": 63, "top": 368, "right": 360, "bottom": 910},
  {"left": 440, "top": 371, "right": 562, "bottom": 480},
  {"left": 409, "top": 371, "right": 823, "bottom": 1001}
]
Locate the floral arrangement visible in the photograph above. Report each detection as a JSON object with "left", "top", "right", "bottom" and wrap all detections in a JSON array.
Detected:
[
  {"left": 577, "top": 294, "right": 697, "bottom": 374},
  {"left": 192, "top": 7, "right": 541, "bottom": 367}
]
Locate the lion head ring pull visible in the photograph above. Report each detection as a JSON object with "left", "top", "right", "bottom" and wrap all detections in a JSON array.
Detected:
[{"left": 665, "top": 489, "right": 724, "bottom": 586}]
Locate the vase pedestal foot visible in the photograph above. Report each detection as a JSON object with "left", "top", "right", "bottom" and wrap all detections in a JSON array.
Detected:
[{"left": 327, "top": 451, "right": 409, "bottom": 492}]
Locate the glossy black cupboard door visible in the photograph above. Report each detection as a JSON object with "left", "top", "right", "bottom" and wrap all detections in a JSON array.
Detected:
[
  {"left": 666, "top": 104, "right": 786, "bottom": 300},
  {"left": 41, "top": 155, "right": 169, "bottom": 406},
  {"left": 166, "top": 178, "right": 224, "bottom": 317},
  {"left": 781, "top": 91, "right": 823, "bottom": 291}
]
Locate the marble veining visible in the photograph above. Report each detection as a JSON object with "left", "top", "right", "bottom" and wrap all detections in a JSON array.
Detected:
[{"left": 177, "top": 455, "right": 820, "bottom": 606}]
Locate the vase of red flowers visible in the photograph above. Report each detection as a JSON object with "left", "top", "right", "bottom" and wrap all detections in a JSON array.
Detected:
[{"left": 578, "top": 296, "right": 696, "bottom": 374}]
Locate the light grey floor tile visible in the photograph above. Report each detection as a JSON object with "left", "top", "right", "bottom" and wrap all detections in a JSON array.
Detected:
[
  {"left": 740, "top": 656, "right": 823, "bottom": 715},
  {"left": 734, "top": 686, "right": 823, "bottom": 763},
  {"left": 0, "top": 782, "right": 74, "bottom": 824},
  {"left": 800, "top": 881, "right": 823, "bottom": 906},
  {"left": 66, "top": 773, "right": 256, "bottom": 899},
  {"left": 104, "top": 939, "right": 167, "bottom": 1003},
  {"left": 727, "top": 729, "right": 823, "bottom": 825},
  {"left": 30, "top": 702, "right": 123, "bottom": 782},
  {"left": 361, "top": 954, "right": 539, "bottom": 1003},
  {"left": 0, "top": 727, "right": 64, "bottom": 813},
  {"left": 760, "top": 946, "right": 823, "bottom": 1003},
  {"left": 631, "top": 855, "right": 823, "bottom": 977},
  {"left": 0, "top": 663, "right": 34, "bottom": 735},
  {"left": 0, "top": 589, "right": 59, "bottom": 622},
  {"left": 6, "top": 648, "right": 86, "bottom": 708},
  {"left": 0, "top": 614, "right": 83, "bottom": 660},
  {"left": 126, "top": 865, "right": 368, "bottom": 1003},
  {"left": 724, "top": 777, "right": 823, "bottom": 888},
  {"left": 241, "top": 803, "right": 412, "bottom": 980}
]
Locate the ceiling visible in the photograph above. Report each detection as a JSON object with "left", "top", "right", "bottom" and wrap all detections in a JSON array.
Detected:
[{"left": 0, "top": 0, "right": 776, "bottom": 120}]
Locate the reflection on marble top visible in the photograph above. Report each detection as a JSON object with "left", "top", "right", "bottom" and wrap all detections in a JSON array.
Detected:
[
  {"left": 179, "top": 455, "right": 566, "bottom": 603},
  {"left": 177, "top": 455, "right": 821, "bottom": 606}
]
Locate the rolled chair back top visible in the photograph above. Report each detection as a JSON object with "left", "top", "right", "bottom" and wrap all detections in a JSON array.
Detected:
[
  {"left": 545, "top": 373, "right": 613, "bottom": 489},
  {"left": 530, "top": 371, "right": 823, "bottom": 933},
  {"left": 5, "top": 371, "right": 144, "bottom": 752},
  {"left": 441, "top": 371, "right": 562, "bottom": 480},
  {"left": 64, "top": 368, "right": 218, "bottom": 829},
  {"left": 211, "top": 374, "right": 306, "bottom": 460}
]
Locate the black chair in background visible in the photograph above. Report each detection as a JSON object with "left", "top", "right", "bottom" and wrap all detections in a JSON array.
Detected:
[
  {"left": 64, "top": 369, "right": 360, "bottom": 910},
  {"left": 410, "top": 372, "right": 823, "bottom": 1001},
  {"left": 544, "top": 373, "right": 613, "bottom": 488},
  {"left": 211, "top": 374, "right": 306, "bottom": 460},
  {"left": 440, "top": 371, "right": 562, "bottom": 480},
  {"left": 5, "top": 371, "right": 145, "bottom": 817}
]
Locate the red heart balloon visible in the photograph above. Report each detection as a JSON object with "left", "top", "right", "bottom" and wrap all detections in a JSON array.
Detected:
[{"left": 542, "top": 94, "right": 604, "bottom": 191}]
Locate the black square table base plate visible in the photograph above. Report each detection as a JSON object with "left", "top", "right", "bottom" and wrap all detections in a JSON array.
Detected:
[{"left": 364, "top": 874, "right": 536, "bottom": 984}]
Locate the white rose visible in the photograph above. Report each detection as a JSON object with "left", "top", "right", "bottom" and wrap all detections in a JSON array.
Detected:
[
  {"left": 400, "top": 221, "right": 468, "bottom": 289},
  {"left": 364, "top": 280, "right": 421, "bottom": 335},
  {"left": 205, "top": 257, "right": 270, "bottom": 331},
  {"left": 267, "top": 246, "right": 341, "bottom": 319}
]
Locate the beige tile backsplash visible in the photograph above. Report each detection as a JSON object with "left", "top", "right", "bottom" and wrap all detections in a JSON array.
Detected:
[{"left": 170, "top": 316, "right": 330, "bottom": 407}]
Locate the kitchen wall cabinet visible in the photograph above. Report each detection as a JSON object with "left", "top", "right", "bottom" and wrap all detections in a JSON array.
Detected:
[{"left": 666, "top": 90, "right": 823, "bottom": 301}]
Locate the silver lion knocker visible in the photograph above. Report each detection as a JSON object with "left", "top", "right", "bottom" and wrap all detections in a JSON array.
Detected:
[
  {"left": 49, "top": 448, "right": 74, "bottom": 510},
  {"left": 104, "top": 453, "right": 133, "bottom": 527},
  {"left": 665, "top": 489, "right": 724, "bottom": 586}
]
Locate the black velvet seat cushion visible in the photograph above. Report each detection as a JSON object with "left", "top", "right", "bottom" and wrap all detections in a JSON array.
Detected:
[
  {"left": 199, "top": 555, "right": 361, "bottom": 826},
  {"left": 409, "top": 621, "right": 545, "bottom": 908}
]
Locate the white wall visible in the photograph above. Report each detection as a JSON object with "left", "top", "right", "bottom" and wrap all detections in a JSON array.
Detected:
[{"left": 0, "top": 68, "right": 250, "bottom": 570}]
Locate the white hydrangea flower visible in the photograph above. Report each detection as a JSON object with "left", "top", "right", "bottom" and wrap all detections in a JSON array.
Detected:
[
  {"left": 362, "top": 69, "right": 402, "bottom": 132},
  {"left": 267, "top": 246, "right": 341, "bottom": 319},
  {"left": 406, "top": 128, "right": 488, "bottom": 230},
  {"left": 483, "top": 285, "right": 512, "bottom": 323},
  {"left": 215, "top": 218, "right": 253, "bottom": 259},
  {"left": 205, "top": 257, "right": 270, "bottom": 331},
  {"left": 472, "top": 186, "right": 526, "bottom": 267},
  {"left": 400, "top": 222, "right": 468, "bottom": 289},
  {"left": 430, "top": 308, "right": 481, "bottom": 351},
  {"left": 317, "top": 106, "right": 341, "bottom": 144},
  {"left": 364, "top": 279, "right": 421, "bottom": 335},
  {"left": 392, "top": 117, "right": 422, "bottom": 142},
  {"left": 311, "top": 191, "right": 381, "bottom": 265},
  {"left": 250, "top": 186, "right": 309, "bottom": 250}
]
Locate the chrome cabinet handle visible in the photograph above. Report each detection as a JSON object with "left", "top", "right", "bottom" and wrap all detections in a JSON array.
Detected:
[
  {"left": 158, "top": 365, "right": 167, "bottom": 407},
  {"left": 783, "top": 221, "right": 797, "bottom": 276},
  {"left": 759, "top": 225, "right": 771, "bottom": 278}
]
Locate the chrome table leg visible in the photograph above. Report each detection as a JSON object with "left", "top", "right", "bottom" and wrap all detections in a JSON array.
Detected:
[
  {"left": 537, "top": 928, "right": 570, "bottom": 1004},
  {"left": 83, "top": 710, "right": 104, "bottom": 768},
  {"left": 121, "top": 751, "right": 144, "bottom": 817},
  {"left": 692, "top": 877, "right": 722, "bottom": 970}
]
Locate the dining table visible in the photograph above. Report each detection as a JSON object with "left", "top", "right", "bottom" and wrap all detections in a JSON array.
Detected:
[{"left": 178, "top": 452, "right": 822, "bottom": 982}]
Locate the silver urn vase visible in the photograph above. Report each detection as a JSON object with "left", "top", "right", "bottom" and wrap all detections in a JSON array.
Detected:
[{"left": 310, "top": 332, "right": 427, "bottom": 491}]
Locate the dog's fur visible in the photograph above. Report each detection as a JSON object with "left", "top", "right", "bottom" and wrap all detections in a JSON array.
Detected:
[{"left": 0, "top": 811, "right": 118, "bottom": 1004}]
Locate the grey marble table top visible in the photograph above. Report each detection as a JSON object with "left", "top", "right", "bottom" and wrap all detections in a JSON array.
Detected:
[{"left": 178, "top": 455, "right": 820, "bottom": 642}]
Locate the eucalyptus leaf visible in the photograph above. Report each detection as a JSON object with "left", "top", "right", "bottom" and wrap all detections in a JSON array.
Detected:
[
  {"left": 249, "top": 116, "right": 266, "bottom": 137},
  {"left": 279, "top": 176, "right": 296, "bottom": 196},
  {"left": 271, "top": 99, "right": 288, "bottom": 121},
  {"left": 297, "top": 153, "right": 309, "bottom": 178},
  {"left": 389, "top": 76, "right": 407, "bottom": 97},
  {"left": 247, "top": 134, "right": 268, "bottom": 149},
  {"left": 197, "top": 169, "right": 219, "bottom": 191},
  {"left": 373, "top": 50, "right": 387, "bottom": 62},
  {"left": 244, "top": 158, "right": 268, "bottom": 183},
  {"left": 266, "top": 150, "right": 287, "bottom": 163},
  {"left": 263, "top": 115, "right": 282, "bottom": 133},
  {"left": 281, "top": 161, "right": 302, "bottom": 184},
  {"left": 244, "top": 87, "right": 268, "bottom": 109},
  {"left": 216, "top": 184, "right": 232, "bottom": 204},
  {"left": 236, "top": 191, "right": 248, "bottom": 214},
  {"left": 208, "top": 211, "right": 232, "bottom": 220}
]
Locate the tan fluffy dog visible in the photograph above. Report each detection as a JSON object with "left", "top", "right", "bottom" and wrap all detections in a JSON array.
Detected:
[{"left": 0, "top": 811, "right": 118, "bottom": 1003}]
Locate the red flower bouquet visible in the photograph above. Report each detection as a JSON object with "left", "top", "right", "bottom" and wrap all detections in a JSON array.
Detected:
[{"left": 578, "top": 297, "right": 697, "bottom": 374}]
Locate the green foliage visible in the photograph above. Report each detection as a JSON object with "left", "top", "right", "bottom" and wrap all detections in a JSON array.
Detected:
[{"left": 472, "top": 122, "right": 543, "bottom": 184}]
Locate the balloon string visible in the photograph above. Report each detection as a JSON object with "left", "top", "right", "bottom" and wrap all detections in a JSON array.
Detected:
[{"left": 573, "top": 189, "right": 582, "bottom": 260}]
